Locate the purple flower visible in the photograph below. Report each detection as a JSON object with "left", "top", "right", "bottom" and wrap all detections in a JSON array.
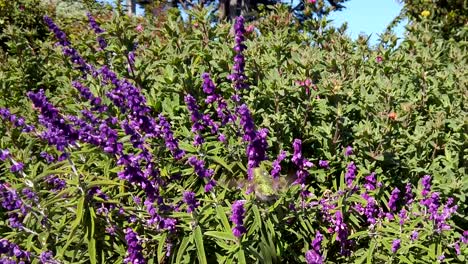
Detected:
[
  {"left": 87, "top": 13, "right": 107, "bottom": 49},
  {"left": 291, "top": 139, "right": 313, "bottom": 185},
  {"left": 158, "top": 114, "right": 185, "bottom": 160},
  {"left": 364, "top": 172, "right": 376, "bottom": 191},
  {"left": 403, "top": 182, "right": 414, "bottom": 205},
  {"left": 218, "top": 133, "right": 226, "bottom": 143},
  {"left": 204, "top": 179, "right": 216, "bottom": 192},
  {"left": 271, "top": 151, "right": 286, "bottom": 179},
  {"left": 39, "top": 251, "right": 59, "bottom": 264},
  {"left": 333, "top": 211, "right": 350, "bottom": 255},
  {"left": 421, "top": 175, "right": 431, "bottom": 197},
  {"left": 388, "top": 187, "right": 400, "bottom": 212},
  {"left": 462, "top": 231, "right": 468, "bottom": 244},
  {"left": 182, "top": 191, "right": 199, "bottom": 213},
  {"left": 227, "top": 16, "right": 248, "bottom": 92},
  {"left": 306, "top": 231, "right": 324, "bottom": 263},
  {"left": 438, "top": 254, "right": 445, "bottom": 262},
  {"left": 410, "top": 230, "right": 419, "bottom": 241},
  {"left": 344, "top": 146, "right": 353, "bottom": 156},
  {"left": 0, "top": 239, "right": 31, "bottom": 262},
  {"left": 345, "top": 162, "right": 357, "bottom": 188},
  {"left": 43, "top": 16, "right": 70, "bottom": 46},
  {"left": 124, "top": 228, "right": 145, "bottom": 264},
  {"left": 0, "top": 149, "right": 10, "bottom": 161},
  {"left": 45, "top": 175, "right": 66, "bottom": 192},
  {"left": 230, "top": 200, "right": 246, "bottom": 237},
  {"left": 10, "top": 162, "right": 24, "bottom": 173},
  {"left": 455, "top": 242, "right": 460, "bottom": 255},
  {"left": 202, "top": 73, "right": 216, "bottom": 95},
  {"left": 318, "top": 160, "right": 329, "bottom": 169},
  {"left": 305, "top": 250, "right": 323, "bottom": 264},
  {"left": 398, "top": 209, "right": 407, "bottom": 226},
  {"left": 188, "top": 156, "right": 213, "bottom": 178},
  {"left": 391, "top": 239, "right": 401, "bottom": 253}
]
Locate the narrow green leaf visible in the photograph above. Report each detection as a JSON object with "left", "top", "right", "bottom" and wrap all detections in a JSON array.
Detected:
[
  {"left": 237, "top": 249, "right": 247, "bottom": 264},
  {"left": 157, "top": 232, "right": 167, "bottom": 263},
  {"left": 205, "top": 231, "right": 236, "bottom": 241},
  {"left": 176, "top": 236, "right": 190, "bottom": 264},
  {"left": 194, "top": 226, "right": 207, "bottom": 264},
  {"left": 216, "top": 206, "right": 231, "bottom": 232},
  {"left": 58, "top": 196, "right": 85, "bottom": 257}
]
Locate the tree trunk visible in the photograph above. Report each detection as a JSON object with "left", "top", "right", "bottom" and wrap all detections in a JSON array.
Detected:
[
  {"left": 229, "top": 0, "right": 239, "bottom": 19},
  {"left": 126, "top": 0, "right": 136, "bottom": 16},
  {"left": 219, "top": 0, "right": 228, "bottom": 20},
  {"left": 241, "top": 0, "right": 250, "bottom": 16}
]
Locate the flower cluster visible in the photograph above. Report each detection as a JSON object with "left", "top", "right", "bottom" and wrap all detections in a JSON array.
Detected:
[
  {"left": 0, "top": 108, "right": 35, "bottom": 132},
  {"left": 228, "top": 16, "right": 248, "bottom": 97},
  {"left": 305, "top": 231, "right": 324, "bottom": 264},
  {"left": 230, "top": 200, "right": 246, "bottom": 238},
  {"left": 87, "top": 13, "right": 107, "bottom": 50},
  {"left": 202, "top": 73, "right": 233, "bottom": 126},
  {"left": 237, "top": 104, "right": 269, "bottom": 180},
  {"left": 182, "top": 191, "right": 199, "bottom": 213},
  {"left": 124, "top": 228, "right": 145, "bottom": 264},
  {"left": 271, "top": 150, "right": 286, "bottom": 179},
  {"left": 184, "top": 94, "right": 218, "bottom": 145},
  {"left": 0, "top": 239, "right": 31, "bottom": 263},
  {"left": 345, "top": 162, "right": 357, "bottom": 188},
  {"left": 0, "top": 183, "right": 28, "bottom": 229},
  {"left": 291, "top": 139, "right": 313, "bottom": 185},
  {"left": 28, "top": 89, "right": 79, "bottom": 151}
]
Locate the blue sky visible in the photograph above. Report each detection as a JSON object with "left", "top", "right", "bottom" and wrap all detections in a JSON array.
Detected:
[{"left": 328, "top": 0, "right": 406, "bottom": 44}]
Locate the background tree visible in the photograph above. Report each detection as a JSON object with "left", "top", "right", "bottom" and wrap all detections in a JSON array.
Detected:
[{"left": 129, "top": 0, "right": 348, "bottom": 20}]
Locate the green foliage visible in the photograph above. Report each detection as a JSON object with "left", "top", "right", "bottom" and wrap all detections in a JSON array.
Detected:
[
  {"left": 401, "top": 0, "right": 468, "bottom": 40},
  {"left": 0, "top": 4, "right": 467, "bottom": 264}
]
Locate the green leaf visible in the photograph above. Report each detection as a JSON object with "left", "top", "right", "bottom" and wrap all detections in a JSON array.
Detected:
[
  {"left": 216, "top": 206, "right": 231, "bottom": 233},
  {"left": 237, "top": 249, "right": 247, "bottom": 264},
  {"left": 367, "top": 240, "right": 376, "bottom": 264},
  {"left": 176, "top": 236, "right": 191, "bottom": 264},
  {"left": 205, "top": 231, "right": 236, "bottom": 241},
  {"left": 58, "top": 196, "right": 85, "bottom": 257},
  {"left": 157, "top": 232, "right": 167, "bottom": 263},
  {"left": 194, "top": 226, "right": 207, "bottom": 264},
  {"left": 87, "top": 207, "right": 97, "bottom": 264}
]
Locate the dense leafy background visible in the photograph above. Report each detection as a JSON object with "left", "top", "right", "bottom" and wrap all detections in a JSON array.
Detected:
[{"left": 0, "top": 0, "right": 467, "bottom": 263}]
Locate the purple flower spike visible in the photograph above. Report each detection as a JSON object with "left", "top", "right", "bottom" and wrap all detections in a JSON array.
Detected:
[
  {"left": 345, "top": 162, "right": 357, "bottom": 188},
  {"left": 391, "top": 239, "right": 401, "bottom": 253},
  {"left": 388, "top": 187, "right": 400, "bottom": 212},
  {"left": 344, "top": 146, "right": 353, "bottom": 156},
  {"left": 364, "top": 172, "right": 376, "bottom": 191},
  {"left": 0, "top": 149, "right": 10, "bottom": 161},
  {"left": 124, "top": 228, "right": 145, "bottom": 264},
  {"left": 182, "top": 191, "right": 199, "bottom": 213},
  {"left": 10, "top": 162, "right": 24, "bottom": 173},
  {"left": 305, "top": 231, "right": 324, "bottom": 264},
  {"left": 230, "top": 200, "right": 246, "bottom": 238},
  {"left": 271, "top": 151, "right": 286, "bottom": 179},
  {"left": 87, "top": 13, "right": 107, "bottom": 49},
  {"left": 318, "top": 160, "right": 329, "bottom": 169},
  {"left": 421, "top": 175, "right": 431, "bottom": 197},
  {"left": 228, "top": 16, "right": 248, "bottom": 93},
  {"left": 204, "top": 179, "right": 216, "bottom": 192}
]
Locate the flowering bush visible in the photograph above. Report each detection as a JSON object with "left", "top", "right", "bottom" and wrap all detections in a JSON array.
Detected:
[{"left": 0, "top": 5, "right": 467, "bottom": 264}]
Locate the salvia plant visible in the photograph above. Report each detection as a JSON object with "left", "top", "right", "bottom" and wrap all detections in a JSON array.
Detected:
[{"left": 0, "top": 3, "right": 467, "bottom": 264}]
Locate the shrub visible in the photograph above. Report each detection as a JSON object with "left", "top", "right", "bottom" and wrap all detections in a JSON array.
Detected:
[{"left": 0, "top": 5, "right": 466, "bottom": 264}]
